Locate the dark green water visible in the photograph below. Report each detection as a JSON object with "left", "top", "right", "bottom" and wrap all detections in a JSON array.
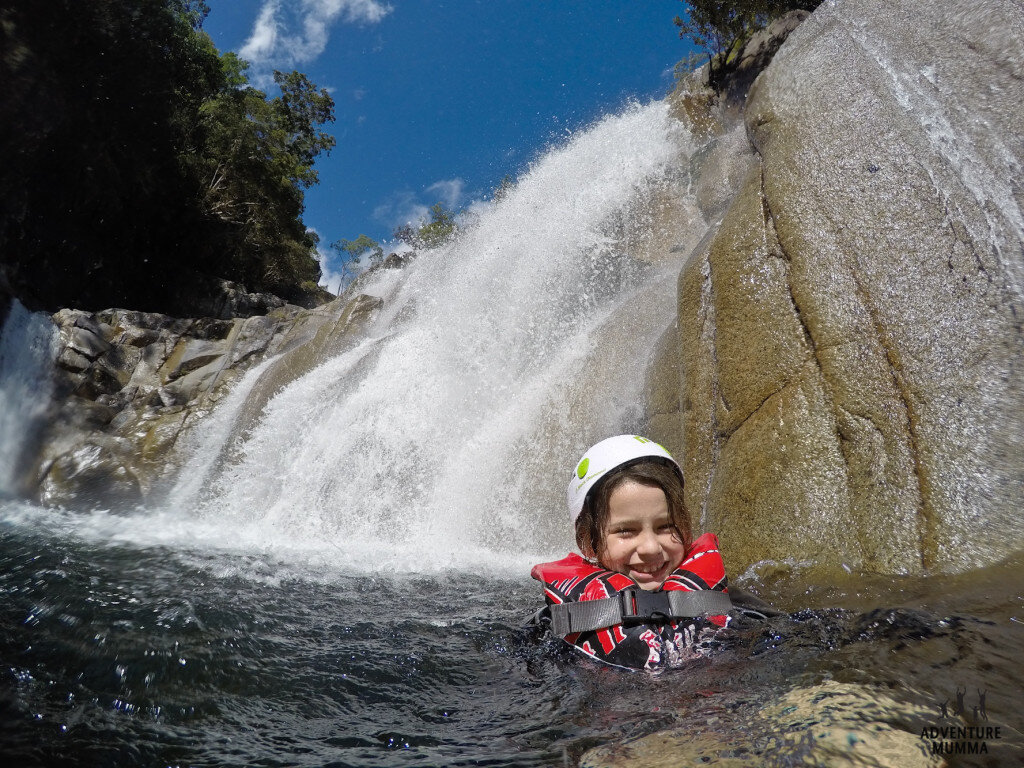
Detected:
[{"left": 2, "top": 509, "right": 1022, "bottom": 767}]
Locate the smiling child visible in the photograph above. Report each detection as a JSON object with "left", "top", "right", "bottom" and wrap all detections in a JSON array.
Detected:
[{"left": 531, "top": 435, "right": 733, "bottom": 669}]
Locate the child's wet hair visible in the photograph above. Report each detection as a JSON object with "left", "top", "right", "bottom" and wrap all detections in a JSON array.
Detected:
[{"left": 574, "top": 458, "right": 692, "bottom": 561}]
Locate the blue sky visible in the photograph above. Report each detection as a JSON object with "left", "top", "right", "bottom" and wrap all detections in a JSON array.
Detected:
[{"left": 202, "top": 1, "right": 697, "bottom": 283}]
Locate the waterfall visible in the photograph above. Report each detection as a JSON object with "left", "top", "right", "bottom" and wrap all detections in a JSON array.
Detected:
[
  {"left": 167, "top": 101, "right": 707, "bottom": 574},
  {"left": 0, "top": 301, "right": 59, "bottom": 497}
]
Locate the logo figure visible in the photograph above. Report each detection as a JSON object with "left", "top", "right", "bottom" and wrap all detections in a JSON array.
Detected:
[
  {"left": 953, "top": 686, "right": 967, "bottom": 717},
  {"left": 938, "top": 686, "right": 988, "bottom": 722}
]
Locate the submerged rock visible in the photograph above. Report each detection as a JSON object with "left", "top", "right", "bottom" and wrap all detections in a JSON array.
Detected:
[
  {"left": 656, "top": 0, "right": 1024, "bottom": 574},
  {"left": 580, "top": 680, "right": 943, "bottom": 768}
]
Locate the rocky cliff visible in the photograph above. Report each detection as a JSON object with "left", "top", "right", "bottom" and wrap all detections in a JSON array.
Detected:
[
  {"left": 3, "top": 291, "right": 384, "bottom": 508},
  {"left": 651, "top": 0, "right": 1024, "bottom": 576}
]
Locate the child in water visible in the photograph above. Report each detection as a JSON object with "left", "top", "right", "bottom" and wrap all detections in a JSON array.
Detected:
[{"left": 531, "top": 434, "right": 734, "bottom": 670}]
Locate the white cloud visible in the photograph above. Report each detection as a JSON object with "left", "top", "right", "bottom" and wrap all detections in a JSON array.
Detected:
[
  {"left": 425, "top": 178, "right": 466, "bottom": 210},
  {"left": 239, "top": 1, "right": 282, "bottom": 64},
  {"left": 373, "top": 177, "right": 476, "bottom": 231},
  {"left": 316, "top": 243, "right": 346, "bottom": 293},
  {"left": 240, "top": 0, "right": 392, "bottom": 71},
  {"left": 329, "top": 0, "right": 392, "bottom": 24},
  {"left": 373, "top": 189, "right": 429, "bottom": 229}
]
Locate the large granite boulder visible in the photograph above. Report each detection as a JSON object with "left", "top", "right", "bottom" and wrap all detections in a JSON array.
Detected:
[{"left": 660, "top": 0, "right": 1024, "bottom": 575}]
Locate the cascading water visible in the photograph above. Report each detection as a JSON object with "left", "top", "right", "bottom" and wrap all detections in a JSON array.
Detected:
[
  {"left": 0, "top": 300, "right": 59, "bottom": 498},
  {"left": 162, "top": 101, "right": 699, "bottom": 573}
]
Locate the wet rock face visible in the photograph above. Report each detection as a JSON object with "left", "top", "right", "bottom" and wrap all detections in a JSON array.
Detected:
[
  {"left": 721, "top": 10, "right": 812, "bottom": 106},
  {"left": 31, "top": 294, "right": 382, "bottom": 510},
  {"left": 668, "top": 0, "right": 1024, "bottom": 574},
  {"left": 671, "top": 10, "right": 811, "bottom": 136}
]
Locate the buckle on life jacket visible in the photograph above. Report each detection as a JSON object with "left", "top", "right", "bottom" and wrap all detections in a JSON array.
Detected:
[{"left": 619, "top": 587, "right": 673, "bottom": 624}]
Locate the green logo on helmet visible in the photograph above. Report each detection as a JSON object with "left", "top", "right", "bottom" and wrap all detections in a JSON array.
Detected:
[{"left": 576, "top": 458, "right": 589, "bottom": 479}]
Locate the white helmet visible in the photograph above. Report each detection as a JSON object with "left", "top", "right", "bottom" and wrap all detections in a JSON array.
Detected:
[{"left": 566, "top": 435, "right": 682, "bottom": 525}]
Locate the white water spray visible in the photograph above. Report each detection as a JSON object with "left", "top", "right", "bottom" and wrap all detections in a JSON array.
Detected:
[
  {"left": 0, "top": 301, "right": 59, "bottom": 496},
  {"left": 158, "top": 102, "right": 708, "bottom": 574}
]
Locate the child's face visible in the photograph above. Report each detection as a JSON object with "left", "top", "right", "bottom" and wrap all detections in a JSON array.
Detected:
[{"left": 598, "top": 480, "right": 686, "bottom": 591}]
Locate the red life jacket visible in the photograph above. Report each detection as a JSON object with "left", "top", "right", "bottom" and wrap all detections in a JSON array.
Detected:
[{"left": 530, "top": 532, "right": 730, "bottom": 670}]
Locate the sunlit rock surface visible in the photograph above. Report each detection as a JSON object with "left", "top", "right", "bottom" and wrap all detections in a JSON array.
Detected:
[
  {"left": 663, "top": 0, "right": 1024, "bottom": 574},
  {"left": 580, "top": 680, "right": 943, "bottom": 768}
]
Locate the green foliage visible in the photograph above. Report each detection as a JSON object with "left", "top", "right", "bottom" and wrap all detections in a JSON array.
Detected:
[
  {"left": 219, "top": 51, "right": 250, "bottom": 89},
  {"left": 273, "top": 70, "right": 336, "bottom": 187},
  {"left": 0, "top": 0, "right": 336, "bottom": 313},
  {"left": 191, "top": 66, "right": 334, "bottom": 296},
  {"left": 394, "top": 203, "right": 459, "bottom": 250},
  {"left": 675, "top": 51, "right": 708, "bottom": 78},
  {"left": 417, "top": 204, "right": 458, "bottom": 248},
  {"left": 674, "top": 0, "right": 822, "bottom": 88},
  {"left": 492, "top": 175, "right": 515, "bottom": 202},
  {"left": 332, "top": 234, "right": 384, "bottom": 269},
  {"left": 171, "top": 0, "right": 211, "bottom": 30},
  {"left": 675, "top": 0, "right": 758, "bottom": 66}
]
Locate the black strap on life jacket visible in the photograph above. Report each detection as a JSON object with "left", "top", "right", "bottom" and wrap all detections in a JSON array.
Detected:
[{"left": 548, "top": 587, "right": 733, "bottom": 637}]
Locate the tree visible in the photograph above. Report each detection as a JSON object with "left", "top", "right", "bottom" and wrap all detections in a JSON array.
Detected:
[
  {"left": 392, "top": 224, "right": 419, "bottom": 248},
  {"left": 417, "top": 203, "right": 458, "bottom": 248},
  {"left": 0, "top": 0, "right": 336, "bottom": 314},
  {"left": 192, "top": 66, "right": 335, "bottom": 298},
  {"left": 332, "top": 234, "right": 384, "bottom": 268},
  {"left": 273, "top": 70, "right": 336, "bottom": 188},
  {"left": 675, "top": 0, "right": 755, "bottom": 72},
  {"left": 394, "top": 203, "right": 459, "bottom": 250},
  {"left": 492, "top": 175, "right": 515, "bottom": 202},
  {"left": 674, "top": 1, "right": 822, "bottom": 89}
]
